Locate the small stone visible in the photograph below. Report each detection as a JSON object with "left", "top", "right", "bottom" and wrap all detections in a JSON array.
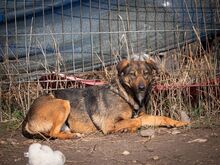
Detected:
[
  {"left": 140, "top": 128, "right": 155, "bottom": 137},
  {"left": 152, "top": 155, "right": 159, "bottom": 160},
  {"left": 0, "top": 140, "right": 7, "bottom": 144},
  {"left": 122, "top": 150, "right": 130, "bottom": 155},
  {"left": 132, "top": 160, "right": 137, "bottom": 163},
  {"left": 210, "top": 133, "right": 218, "bottom": 137}
]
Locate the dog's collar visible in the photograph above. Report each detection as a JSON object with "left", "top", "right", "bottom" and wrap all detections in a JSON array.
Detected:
[
  {"left": 132, "top": 104, "right": 147, "bottom": 118},
  {"left": 110, "top": 80, "right": 143, "bottom": 118},
  {"left": 133, "top": 104, "right": 140, "bottom": 110}
]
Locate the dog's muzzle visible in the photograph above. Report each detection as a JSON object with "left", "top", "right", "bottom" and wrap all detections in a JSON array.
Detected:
[
  {"left": 134, "top": 80, "right": 152, "bottom": 107},
  {"left": 134, "top": 85, "right": 147, "bottom": 105},
  {"left": 138, "top": 84, "right": 145, "bottom": 91}
]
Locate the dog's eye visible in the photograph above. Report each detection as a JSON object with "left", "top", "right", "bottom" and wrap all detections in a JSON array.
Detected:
[
  {"left": 144, "top": 70, "right": 150, "bottom": 76},
  {"left": 143, "top": 71, "right": 151, "bottom": 78},
  {"left": 129, "top": 71, "right": 136, "bottom": 78}
]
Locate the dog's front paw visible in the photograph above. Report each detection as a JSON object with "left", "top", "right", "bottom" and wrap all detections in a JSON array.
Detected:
[
  {"left": 60, "top": 132, "right": 83, "bottom": 139},
  {"left": 74, "top": 133, "right": 84, "bottom": 138},
  {"left": 173, "top": 121, "right": 190, "bottom": 127}
]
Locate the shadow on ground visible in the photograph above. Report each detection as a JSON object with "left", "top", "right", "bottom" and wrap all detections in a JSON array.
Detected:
[{"left": 0, "top": 122, "right": 220, "bottom": 165}]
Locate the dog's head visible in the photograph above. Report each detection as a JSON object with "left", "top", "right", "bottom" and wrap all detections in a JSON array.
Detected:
[{"left": 117, "top": 59, "right": 158, "bottom": 107}]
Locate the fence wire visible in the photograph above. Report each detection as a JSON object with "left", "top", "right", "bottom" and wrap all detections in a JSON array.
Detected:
[{"left": 0, "top": 0, "right": 219, "bottom": 121}]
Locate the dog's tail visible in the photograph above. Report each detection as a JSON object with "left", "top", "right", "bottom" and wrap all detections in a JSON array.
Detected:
[
  {"left": 21, "top": 116, "right": 41, "bottom": 139},
  {"left": 22, "top": 118, "right": 50, "bottom": 140},
  {"left": 22, "top": 117, "right": 34, "bottom": 139},
  {"left": 21, "top": 93, "right": 55, "bottom": 140}
]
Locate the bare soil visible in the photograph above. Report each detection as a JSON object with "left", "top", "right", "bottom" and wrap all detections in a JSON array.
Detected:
[{"left": 0, "top": 122, "right": 220, "bottom": 165}]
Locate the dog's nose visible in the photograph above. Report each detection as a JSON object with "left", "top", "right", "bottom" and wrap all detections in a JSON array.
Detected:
[{"left": 138, "top": 84, "right": 145, "bottom": 91}]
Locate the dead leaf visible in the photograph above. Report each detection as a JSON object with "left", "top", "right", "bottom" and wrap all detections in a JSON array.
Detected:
[
  {"left": 171, "top": 129, "right": 181, "bottom": 135},
  {"left": 187, "top": 138, "right": 207, "bottom": 143},
  {"left": 152, "top": 155, "right": 159, "bottom": 160}
]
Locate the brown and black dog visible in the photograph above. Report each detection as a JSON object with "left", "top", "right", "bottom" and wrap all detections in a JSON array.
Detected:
[{"left": 22, "top": 59, "right": 189, "bottom": 139}]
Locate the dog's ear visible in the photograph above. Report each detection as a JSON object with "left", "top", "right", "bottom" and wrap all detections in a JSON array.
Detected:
[
  {"left": 145, "top": 58, "right": 159, "bottom": 74},
  {"left": 117, "top": 59, "right": 130, "bottom": 76}
]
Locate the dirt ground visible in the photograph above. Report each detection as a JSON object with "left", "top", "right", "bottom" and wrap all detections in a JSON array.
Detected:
[{"left": 0, "top": 122, "right": 220, "bottom": 165}]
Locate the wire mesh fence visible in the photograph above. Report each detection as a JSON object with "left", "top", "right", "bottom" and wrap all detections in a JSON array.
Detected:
[{"left": 0, "top": 0, "right": 219, "bottom": 122}]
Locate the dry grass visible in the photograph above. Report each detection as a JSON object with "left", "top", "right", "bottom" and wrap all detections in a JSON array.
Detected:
[
  {"left": 0, "top": 39, "right": 219, "bottom": 124},
  {"left": 149, "top": 40, "right": 220, "bottom": 124}
]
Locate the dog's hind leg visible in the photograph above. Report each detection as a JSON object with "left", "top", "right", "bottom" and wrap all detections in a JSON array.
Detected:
[
  {"left": 49, "top": 100, "right": 77, "bottom": 139},
  {"left": 140, "top": 115, "right": 190, "bottom": 127}
]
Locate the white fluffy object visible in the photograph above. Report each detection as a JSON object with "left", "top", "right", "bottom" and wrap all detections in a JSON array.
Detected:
[{"left": 25, "top": 143, "right": 65, "bottom": 165}]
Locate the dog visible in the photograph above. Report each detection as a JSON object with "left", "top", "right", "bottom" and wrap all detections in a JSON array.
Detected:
[{"left": 22, "top": 59, "right": 189, "bottom": 139}]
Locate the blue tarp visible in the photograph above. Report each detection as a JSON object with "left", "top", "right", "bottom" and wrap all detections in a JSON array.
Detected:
[{"left": 0, "top": 0, "right": 219, "bottom": 71}]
